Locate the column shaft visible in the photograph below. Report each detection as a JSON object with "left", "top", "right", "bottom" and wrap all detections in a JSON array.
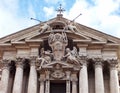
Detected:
[
  {"left": 45, "top": 80, "right": 50, "bottom": 93},
  {"left": 66, "top": 80, "right": 70, "bottom": 93},
  {"left": 12, "top": 58, "right": 24, "bottom": 93},
  {"left": 27, "top": 57, "right": 37, "bottom": 93},
  {"left": 95, "top": 60, "right": 104, "bottom": 93},
  {"left": 109, "top": 60, "right": 119, "bottom": 93},
  {"left": 72, "top": 81, "right": 77, "bottom": 93},
  {"left": 39, "top": 81, "right": 44, "bottom": 93},
  {"left": 0, "top": 60, "right": 10, "bottom": 93},
  {"left": 79, "top": 62, "right": 88, "bottom": 93},
  {"left": 72, "top": 73, "right": 77, "bottom": 93}
]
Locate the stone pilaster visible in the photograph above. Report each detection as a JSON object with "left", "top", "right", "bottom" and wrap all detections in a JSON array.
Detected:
[
  {"left": 71, "top": 73, "right": 77, "bottom": 93},
  {"left": 94, "top": 58, "right": 104, "bottom": 93},
  {"left": 39, "top": 74, "right": 45, "bottom": 93},
  {"left": 79, "top": 56, "right": 88, "bottom": 93},
  {"left": 66, "top": 71, "right": 71, "bottom": 93},
  {"left": 12, "top": 57, "right": 24, "bottom": 93},
  {"left": 45, "top": 71, "right": 50, "bottom": 93},
  {"left": 0, "top": 59, "right": 10, "bottom": 93},
  {"left": 27, "top": 56, "right": 37, "bottom": 93},
  {"left": 109, "top": 59, "right": 119, "bottom": 93}
]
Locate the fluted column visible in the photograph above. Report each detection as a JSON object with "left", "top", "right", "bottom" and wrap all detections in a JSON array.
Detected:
[
  {"left": 109, "top": 59, "right": 119, "bottom": 93},
  {"left": 79, "top": 56, "right": 88, "bottom": 93},
  {"left": 45, "top": 71, "right": 50, "bottom": 93},
  {"left": 94, "top": 58, "right": 104, "bottom": 93},
  {"left": 66, "top": 71, "right": 71, "bottom": 93},
  {"left": 27, "top": 56, "right": 37, "bottom": 93},
  {"left": 12, "top": 57, "right": 24, "bottom": 93},
  {"left": 0, "top": 59, "right": 10, "bottom": 93},
  {"left": 72, "top": 73, "right": 77, "bottom": 93},
  {"left": 39, "top": 74, "right": 45, "bottom": 93}
]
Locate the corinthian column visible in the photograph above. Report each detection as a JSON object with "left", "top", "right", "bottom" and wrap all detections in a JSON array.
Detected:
[
  {"left": 0, "top": 59, "right": 10, "bottom": 93},
  {"left": 12, "top": 57, "right": 24, "bottom": 93},
  {"left": 94, "top": 58, "right": 104, "bottom": 93},
  {"left": 79, "top": 56, "right": 88, "bottom": 93},
  {"left": 27, "top": 56, "right": 37, "bottom": 93},
  {"left": 109, "top": 59, "right": 119, "bottom": 93}
]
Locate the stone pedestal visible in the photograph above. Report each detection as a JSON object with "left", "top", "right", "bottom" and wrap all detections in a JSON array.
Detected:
[
  {"left": 0, "top": 59, "right": 10, "bottom": 93},
  {"left": 94, "top": 58, "right": 104, "bottom": 93},
  {"left": 109, "top": 59, "right": 119, "bottom": 93},
  {"left": 12, "top": 58, "right": 24, "bottom": 93},
  {"left": 27, "top": 56, "right": 37, "bottom": 93}
]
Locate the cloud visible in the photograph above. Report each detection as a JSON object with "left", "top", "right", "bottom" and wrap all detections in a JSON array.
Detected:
[
  {"left": 64, "top": 0, "right": 120, "bottom": 38},
  {"left": 0, "top": 0, "right": 37, "bottom": 38},
  {"left": 43, "top": 6, "right": 56, "bottom": 18}
]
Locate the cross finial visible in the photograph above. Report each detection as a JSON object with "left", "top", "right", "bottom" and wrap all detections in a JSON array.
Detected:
[{"left": 56, "top": 4, "right": 65, "bottom": 15}]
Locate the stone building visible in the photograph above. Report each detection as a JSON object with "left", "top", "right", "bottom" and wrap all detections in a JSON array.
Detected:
[{"left": 0, "top": 11, "right": 120, "bottom": 93}]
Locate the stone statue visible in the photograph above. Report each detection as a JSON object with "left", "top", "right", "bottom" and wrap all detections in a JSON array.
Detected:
[
  {"left": 66, "top": 21, "right": 79, "bottom": 33},
  {"left": 71, "top": 46, "right": 78, "bottom": 57},
  {"left": 63, "top": 48, "right": 80, "bottom": 65},
  {"left": 37, "top": 48, "right": 52, "bottom": 70},
  {"left": 39, "top": 23, "right": 50, "bottom": 34}
]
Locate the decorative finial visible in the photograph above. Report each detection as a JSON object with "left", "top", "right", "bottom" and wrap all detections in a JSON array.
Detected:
[{"left": 56, "top": 4, "right": 65, "bottom": 16}]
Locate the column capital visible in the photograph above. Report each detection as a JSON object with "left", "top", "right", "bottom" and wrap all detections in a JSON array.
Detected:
[
  {"left": 71, "top": 73, "right": 78, "bottom": 82},
  {"left": 94, "top": 58, "right": 103, "bottom": 65},
  {"left": 39, "top": 74, "right": 45, "bottom": 82},
  {"left": 66, "top": 71, "right": 71, "bottom": 80},
  {"left": 29, "top": 56, "right": 37, "bottom": 66},
  {"left": 1, "top": 59, "right": 11, "bottom": 70},
  {"left": 108, "top": 59, "right": 118, "bottom": 69},
  {"left": 45, "top": 70, "right": 50, "bottom": 80},
  {"left": 15, "top": 57, "right": 25, "bottom": 68},
  {"left": 78, "top": 56, "right": 88, "bottom": 66}
]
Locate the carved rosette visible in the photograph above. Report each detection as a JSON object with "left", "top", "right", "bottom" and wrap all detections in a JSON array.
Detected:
[
  {"left": 15, "top": 57, "right": 25, "bottom": 68},
  {"left": 108, "top": 59, "right": 118, "bottom": 70}
]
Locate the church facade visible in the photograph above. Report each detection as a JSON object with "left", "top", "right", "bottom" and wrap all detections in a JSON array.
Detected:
[{"left": 0, "top": 13, "right": 120, "bottom": 93}]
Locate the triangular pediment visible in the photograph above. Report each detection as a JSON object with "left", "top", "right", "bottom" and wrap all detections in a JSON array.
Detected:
[{"left": 0, "top": 16, "right": 120, "bottom": 46}]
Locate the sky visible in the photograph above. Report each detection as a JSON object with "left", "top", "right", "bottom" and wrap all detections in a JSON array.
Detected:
[{"left": 0, "top": 0, "right": 120, "bottom": 38}]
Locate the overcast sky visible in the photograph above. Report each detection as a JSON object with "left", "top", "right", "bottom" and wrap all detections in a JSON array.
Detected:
[{"left": 0, "top": 0, "right": 120, "bottom": 38}]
